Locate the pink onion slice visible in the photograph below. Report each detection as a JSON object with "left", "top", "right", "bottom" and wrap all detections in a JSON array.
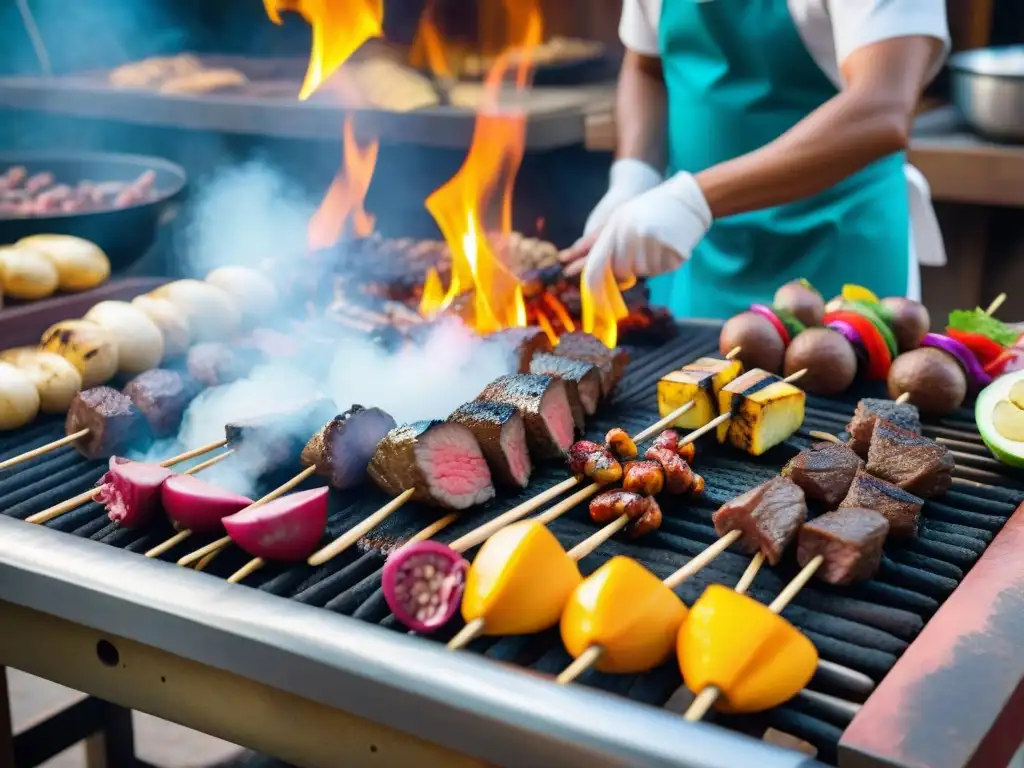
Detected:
[
  {"left": 222, "top": 487, "right": 329, "bottom": 561},
  {"left": 161, "top": 474, "right": 254, "bottom": 533},
  {"left": 826, "top": 319, "right": 863, "bottom": 348},
  {"left": 383, "top": 541, "right": 468, "bottom": 633},
  {"left": 921, "top": 332, "right": 993, "bottom": 391},
  {"left": 96, "top": 457, "right": 173, "bottom": 528}
]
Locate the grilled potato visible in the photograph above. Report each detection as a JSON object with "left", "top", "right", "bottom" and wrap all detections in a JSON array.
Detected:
[
  {"left": 658, "top": 357, "right": 743, "bottom": 430},
  {"left": 0, "top": 348, "right": 82, "bottom": 414},
  {"left": 40, "top": 319, "right": 119, "bottom": 388},
  {"left": 716, "top": 369, "right": 805, "bottom": 456},
  {"left": 130, "top": 294, "right": 191, "bottom": 357},
  {"left": 16, "top": 235, "right": 110, "bottom": 292},
  {"left": 205, "top": 266, "right": 279, "bottom": 325},
  {"left": 0, "top": 361, "right": 41, "bottom": 430},
  {"left": 0, "top": 244, "right": 59, "bottom": 300},
  {"left": 149, "top": 279, "right": 241, "bottom": 342},
  {"left": 83, "top": 301, "right": 164, "bottom": 374}
]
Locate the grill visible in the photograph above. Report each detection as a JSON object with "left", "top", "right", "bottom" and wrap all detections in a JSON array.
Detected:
[{"left": 1, "top": 320, "right": 1023, "bottom": 767}]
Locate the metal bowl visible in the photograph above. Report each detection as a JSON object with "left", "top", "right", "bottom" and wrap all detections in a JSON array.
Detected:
[{"left": 949, "top": 46, "right": 1024, "bottom": 142}]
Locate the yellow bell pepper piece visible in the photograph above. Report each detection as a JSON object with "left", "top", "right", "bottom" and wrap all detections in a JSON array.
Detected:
[
  {"left": 462, "top": 520, "right": 582, "bottom": 636},
  {"left": 561, "top": 556, "right": 688, "bottom": 674},
  {"left": 658, "top": 357, "right": 744, "bottom": 430},
  {"left": 841, "top": 284, "right": 880, "bottom": 304},
  {"left": 678, "top": 584, "right": 818, "bottom": 713}
]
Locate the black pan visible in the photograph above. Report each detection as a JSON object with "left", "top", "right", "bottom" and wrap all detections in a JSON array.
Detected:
[{"left": 0, "top": 150, "right": 187, "bottom": 272}]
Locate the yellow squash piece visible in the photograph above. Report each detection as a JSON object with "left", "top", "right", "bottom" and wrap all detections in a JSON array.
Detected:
[
  {"left": 658, "top": 357, "right": 744, "bottom": 430},
  {"left": 561, "top": 557, "right": 688, "bottom": 674},
  {"left": 462, "top": 521, "right": 582, "bottom": 636},
  {"left": 716, "top": 369, "right": 805, "bottom": 456},
  {"left": 678, "top": 585, "right": 818, "bottom": 713},
  {"left": 841, "top": 284, "right": 880, "bottom": 304}
]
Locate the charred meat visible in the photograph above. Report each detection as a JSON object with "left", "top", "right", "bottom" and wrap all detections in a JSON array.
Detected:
[
  {"left": 622, "top": 460, "right": 664, "bottom": 496},
  {"left": 66, "top": 387, "right": 150, "bottom": 460},
  {"left": 866, "top": 419, "right": 954, "bottom": 498},
  {"left": 486, "top": 327, "right": 553, "bottom": 373},
  {"left": 123, "top": 369, "right": 201, "bottom": 438},
  {"left": 476, "top": 374, "right": 575, "bottom": 458},
  {"left": 781, "top": 440, "right": 864, "bottom": 507},
  {"left": 846, "top": 398, "right": 922, "bottom": 458},
  {"left": 529, "top": 352, "right": 602, "bottom": 415},
  {"left": 368, "top": 420, "right": 495, "bottom": 510},
  {"left": 567, "top": 440, "right": 622, "bottom": 485},
  {"left": 651, "top": 429, "right": 697, "bottom": 464},
  {"left": 301, "top": 405, "right": 398, "bottom": 491},
  {"left": 589, "top": 489, "right": 663, "bottom": 537},
  {"left": 645, "top": 446, "right": 704, "bottom": 495},
  {"left": 712, "top": 476, "right": 807, "bottom": 565},
  {"left": 839, "top": 470, "right": 923, "bottom": 538},
  {"left": 447, "top": 402, "right": 532, "bottom": 488},
  {"left": 797, "top": 507, "right": 889, "bottom": 585},
  {"left": 552, "top": 331, "right": 630, "bottom": 397},
  {"left": 186, "top": 343, "right": 252, "bottom": 388},
  {"left": 605, "top": 427, "right": 638, "bottom": 459},
  {"left": 226, "top": 397, "right": 338, "bottom": 467}
]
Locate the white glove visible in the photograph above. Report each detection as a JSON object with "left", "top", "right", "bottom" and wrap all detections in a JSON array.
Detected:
[
  {"left": 581, "top": 171, "right": 712, "bottom": 299},
  {"left": 583, "top": 158, "right": 663, "bottom": 236}
]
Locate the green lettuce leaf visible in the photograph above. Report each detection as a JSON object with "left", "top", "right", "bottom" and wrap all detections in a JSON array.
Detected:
[{"left": 948, "top": 308, "right": 1018, "bottom": 346}]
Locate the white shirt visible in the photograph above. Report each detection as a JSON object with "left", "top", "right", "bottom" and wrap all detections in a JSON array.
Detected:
[{"left": 618, "top": 0, "right": 952, "bottom": 279}]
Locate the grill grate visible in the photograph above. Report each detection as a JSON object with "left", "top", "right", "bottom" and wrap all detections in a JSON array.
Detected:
[{"left": 2, "top": 323, "right": 1023, "bottom": 765}]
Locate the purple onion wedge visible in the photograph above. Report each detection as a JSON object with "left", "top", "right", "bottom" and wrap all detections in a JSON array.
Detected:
[
  {"left": 383, "top": 541, "right": 468, "bottom": 633},
  {"left": 827, "top": 319, "right": 863, "bottom": 348},
  {"left": 222, "top": 487, "right": 329, "bottom": 561},
  {"left": 921, "top": 333, "right": 993, "bottom": 391},
  {"left": 96, "top": 457, "right": 173, "bottom": 527}
]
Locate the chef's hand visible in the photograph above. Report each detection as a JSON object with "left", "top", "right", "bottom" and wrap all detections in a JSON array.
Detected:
[
  {"left": 561, "top": 171, "right": 713, "bottom": 287},
  {"left": 583, "top": 158, "right": 663, "bottom": 237}
]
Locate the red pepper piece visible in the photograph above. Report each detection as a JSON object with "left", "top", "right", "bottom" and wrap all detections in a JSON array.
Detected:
[
  {"left": 984, "top": 348, "right": 1024, "bottom": 377},
  {"left": 945, "top": 328, "right": 1005, "bottom": 366},
  {"left": 823, "top": 310, "right": 891, "bottom": 381},
  {"left": 749, "top": 304, "right": 791, "bottom": 347}
]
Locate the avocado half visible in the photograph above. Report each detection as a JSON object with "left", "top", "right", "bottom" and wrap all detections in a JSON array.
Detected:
[{"left": 976, "top": 369, "right": 1024, "bottom": 468}]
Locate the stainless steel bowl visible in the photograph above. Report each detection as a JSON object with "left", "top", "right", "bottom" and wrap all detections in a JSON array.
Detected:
[{"left": 949, "top": 45, "right": 1024, "bottom": 141}]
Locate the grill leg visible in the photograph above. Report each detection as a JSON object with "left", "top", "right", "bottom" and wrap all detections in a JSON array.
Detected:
[
  {"left": 0, "top": 668, "right": 15, "bottom": 767},
  {"left": 85, "top": 701, "right": 137, "bottom": 768}
]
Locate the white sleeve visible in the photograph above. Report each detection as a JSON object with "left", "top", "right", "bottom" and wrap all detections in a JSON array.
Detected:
[
  {"left": 827, "top": 0, "right": 951, "bottom": 83},
  {"left": 619, "top": 0, "right": 660, "bottom": 57}
]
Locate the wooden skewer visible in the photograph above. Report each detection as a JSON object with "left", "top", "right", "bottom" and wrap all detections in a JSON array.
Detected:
[
  {"left": 985, "top": 292, "right": 1006, "bottom": 317},
  {"left": 409, "top": 348, "right": 748, "bottom": 554},
  {"left": 176, "top": 465, "right": 318, "bottom": 567},
  {"left": 24, "top": 439, "right": 229, "bottom": 525},
  {"left": 683, "top": 554, "right": 825, "bottom": 721},
  {"left": 0, "top": 429, "right": 89, "bottom": 471}
]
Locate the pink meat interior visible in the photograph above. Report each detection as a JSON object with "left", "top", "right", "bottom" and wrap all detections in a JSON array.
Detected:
[
  {"left": 577, "top": 377, "right": 599, "bottom": 415},
  {"left": 417, "top": 425, "right": 495, "bottom": 509},
  {"left": 499, "top": 415, "right": 532, "bottom": 487},
  {"left": 540, "top": 383, "right": 575, "bottom": 452}
]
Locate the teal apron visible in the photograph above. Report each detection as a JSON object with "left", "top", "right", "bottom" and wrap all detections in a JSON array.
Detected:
[{"left": 647, "top": 0, "right": 910, "bottom": 320}]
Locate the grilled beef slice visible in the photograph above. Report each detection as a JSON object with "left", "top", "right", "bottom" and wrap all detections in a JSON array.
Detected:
[
  {"left": 301, "top": 405, "right": 397, "bottom": 490},
  {"left": 781, "top": 440, "right": 864, "bottom": 507},
  {"left": 529, "top": 352, "right": 602, "bottom": 415},
  {"left": 486, "top": 327, "right": 553, "bottom": 373},
  {"left": 186, "top": 342, "right": 252, "bottom": 387},
  {"left": 447, "top": 401, "right": 532, "bottom": 488},
  {"left": 797, "top": 507, "right": 889, "bottom": 585},
  {"left": 227, "top": 397, "right": 338, "bottom": 468},
  {"left": 712, "top": 476, "right": 807, "bottom": 565},
  {"left": 866, "top": 419, "right": 954, "bottom": 498},
  {"left": 475, "top": 374, "right": 575, "bottom": 459},
  {"left": 551, "top": 331, "right": 629, "bottom": 397},
  {"left": 847, "top": 398, "right": 922, "bottom": 457},
  {"left": 839, "top": 469, "right": 924, "bottom": 538},
  {"left": 66, "top": 387, "right": 150, "bottom": 460},
  {"left": 123, "top": 369, "right": 201, "bottom": 438},
  {"left": 367, "top": 420, "right": 495, "bottom": 510}
]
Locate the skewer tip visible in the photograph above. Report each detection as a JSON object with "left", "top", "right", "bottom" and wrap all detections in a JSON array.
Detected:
[{"left": 447, "top": 617, "right": 486, "bottom": 650}]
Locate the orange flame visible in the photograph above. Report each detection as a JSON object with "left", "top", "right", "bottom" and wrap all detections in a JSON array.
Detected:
[
  {"left": 307, "top": 117, "right": 379, "bottom": 250},
  {"left": 419, "top": 1, "right": 542, "bottom": 333},
  {"left": 581, "top": 265, "right": 630, "bottom": 349},
  {"left": 409, "top": 1, "right": 454, "bottom": 79},
  {"left": 264, "top": 0, "right": 384, "bottom": 100}
]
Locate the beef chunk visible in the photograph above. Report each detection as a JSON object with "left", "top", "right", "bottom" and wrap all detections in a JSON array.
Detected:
[
  {"left": 65, "top": 387, "right": 150, "bottom": 460},
  {"left": 551, "top": 331, "right": 629, "bottom": 397},
  {"left": 866, "top": 419, "right": 954, "bottom": 498},
  {"left": 447, "top": 401, "right": 532, "bottom": 488},
  {"left": 476, "top": 374, "right": 575, "bottom": 458},
  {"left": 529, "top": 352, "right": 602, "bottom": 415},
  {"left": 781, "top": 440, "right": 864, "bottom": 507},
  {"left": 847, "top": 398, "right": 922, "bottom": 458},
  {"left": 839, "top": 470, "right": 923, "bottom": 538},
  {"left": 123, "top": 369, "right": 201, "bottom": 438},
  {"left": 486, "top": 327, "right": 552, "bottom": 373},
  {"left": 797, "top": 507, "right": 889, "bottom": 585},
  {"left": 301, "top": 405, "right": 397, "bottom": 490},
  {"left": 712, "top": 476, "right": 807, "bottom": 565}
]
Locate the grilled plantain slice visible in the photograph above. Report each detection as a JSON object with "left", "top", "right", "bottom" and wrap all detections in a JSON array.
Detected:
[
  {"left": 716, "top": 369, "right": 805, "bottom": 456},
  {"left": 657, "top": 357, "right": 744, "bottom": 430}
]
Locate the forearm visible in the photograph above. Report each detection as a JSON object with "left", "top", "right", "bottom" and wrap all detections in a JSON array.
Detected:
[{"left": 615, "top": 50, "right": 667, "bottom": 171}]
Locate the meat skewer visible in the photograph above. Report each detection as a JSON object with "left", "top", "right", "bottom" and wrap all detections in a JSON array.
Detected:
[{"left": 24, "top": 445, "right": 234, "bottom": 525}]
